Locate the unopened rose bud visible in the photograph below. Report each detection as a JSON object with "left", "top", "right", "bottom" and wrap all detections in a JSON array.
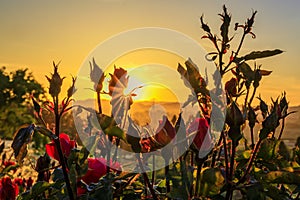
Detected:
[
  {"left": 253, "top": 70, "right": 262, "bottom": 88},
  {"left": 279, "top": 92, "right": 288, "bottom": 117},
  {"left": 225, "top": 78, "right": 238, "bottom": 97},
  {"left": 90, "top": 58, "right": 105, "bottom": 93},
  {"left": 257, "top": 96, "right": 268, "bottom": 118},
  {"left": 226, "top": 101, "right": 244, "bottom": 127},
  {"left": 262, "top": 109, "right": 279, "bottom": 131},
  {"left": 46, "top": 62, "right": 65, "bottom": 97},
  {"left": 248, "top": 106, "right": 257, "bottom": 129},
  {"left": 67, "top": 76, "right": 77, "bottom": 98}
]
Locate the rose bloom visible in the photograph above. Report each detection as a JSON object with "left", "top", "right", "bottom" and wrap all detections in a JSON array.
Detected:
[
  {"left": 0, "top": 177, "right": 19, "bottom": 200},
  {"left": 77, "top": 158, "right": 121, "bottom": 196},
  {"left": 45, "top": 133, "right": 76, "bottom": 161},
  {"left": 187, "top": 118, "right": 213, "bottom": 158}
]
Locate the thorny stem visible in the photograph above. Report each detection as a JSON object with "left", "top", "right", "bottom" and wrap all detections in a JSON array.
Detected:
[
  {"left": 219, "top": 45, "right": 224, "bottom": 76},
  {"left": 152, "top": 155, "right": 156, "bottom": 188},
  {"left": 222, "top": 131, "right": 229, "bottom": 182},
  {"left": 106, "top": 136, "right": 112, "bottom": 174},
  {"left": 248, "top": 86, "right": 257, "bottom": 106},
  {"left": 113, "top": 96, "right": 130, "bottom": 162},
  {"left": 97, "top": 91, "right": 102, "bottom": 114},
  {"left": 250, "top": 127, "right": 255, "bottom": 149},
  {"left": 211, "top": 136, "right": 223, "bottom": 167},
  {"left": 238, "top": 139, "right": 262, "bottom": 184},
  {"left": 53, "top": 95, "right": 74, "bottom": 200},
  {"left": 223, "top": 32, "right": 246, "bottom": 73},
  {"left": 235, "top": 33, "right": 246, "bottom": 58},
  {"left": 229, "top": 142, "right": 237, "bottom": 180},
  {"left": 244, "top": 88, "right": 250, "bottom": 110},
  {"left": 165, "top": 164, "right": 170, "bottom": 199},
  {"left": 226, "top": 141, "right": 237, "bottom": 200},
  {"left": 278, "top": 117, "right": 285, "bottom": 140},
  {"left": 136, "top": 154, "right": 158, "bottom": 200},
  {"left": 194, "top": 159, "right": 204, "bottom": 197}
]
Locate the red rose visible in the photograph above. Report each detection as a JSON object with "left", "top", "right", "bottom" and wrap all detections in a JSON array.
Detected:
[
  {"left": 0, "top": 177, "right": 19, "bottom": 200},
  {"left": 45, "top": 133, "right": 76, "bottom": 161},
  {"left": 81, "top": 158, "right": 121, "bottom": 185},
  {"left": 3, "top": 161, "right": 16, "bottom": 168},
  {"left": 81, "top": 158, "right": 107, "bottom": 185},
  {"left": 154, "top": 116, "right": 176, "bottom": 147},
  {"left": 140, "top": 116, "right": 176, "bottom": 153},
  {"left": 78, "top": 158, "right": 121, "bottom": 196},
  {"left": 13, "top": 178, "right": 23, "bottom": 186},
  {"left": 187, "top": 118, "right": 213, "bottom": 158}
]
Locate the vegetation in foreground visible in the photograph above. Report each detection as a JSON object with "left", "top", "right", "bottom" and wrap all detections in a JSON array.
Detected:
[{"left": 0, "top": 5, "right": 300, "bottom": 200}]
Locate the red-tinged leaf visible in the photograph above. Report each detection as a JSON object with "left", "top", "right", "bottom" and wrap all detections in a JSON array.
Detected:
[
  {"left": 259, "top": 69, "right": 272, "bottom": 76},
  {"left": 243, "top": 49, "right": 283, "bottom": 61}
]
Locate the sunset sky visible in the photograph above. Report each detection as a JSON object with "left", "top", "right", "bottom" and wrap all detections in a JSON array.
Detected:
[{"left": 1, "top": 0, "right": 300, "bottom": 105}]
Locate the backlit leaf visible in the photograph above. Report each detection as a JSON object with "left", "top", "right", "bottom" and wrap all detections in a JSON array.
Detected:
[
  {"left": 11, "top": 124, "right": 35, "bottom": 163},
  {"left": 243, "top": 49, "right": 283, "bottom": 61}
]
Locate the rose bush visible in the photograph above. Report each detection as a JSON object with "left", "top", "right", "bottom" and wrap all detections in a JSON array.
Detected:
[{"left": 4, "top": 5, "right": 300, "bottom": 200}]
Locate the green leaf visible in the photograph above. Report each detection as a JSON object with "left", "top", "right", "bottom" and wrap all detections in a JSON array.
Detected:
[
  {"left": 70, "top": 164, "right": 77, "bottom": 197},
  {"left": 104, "top": 126, "right": 126, "bottom": 141},
  {"left": 264, "top": 185, "right": 290, "bottom": 200},
  {"left": 52, "top": 168, "right": 64, "bottom": 182},
  {"left": 97, "top": 114, "right": 116, "bottom": 130},
  {"left": 26, "top": 181, "right": 51, "bottom": 200},
  {"left": 243, "top": 49, "right": 283, "bottom": 61},
  {"left": 246, "top": 184, "right": 265, "bottom": 200},
  {"left": 264, "top": 171, "right": 300, "bottom": 184},
  {"left": 278, "top": 141, "right": 290, "bottom": 161},
  {"left": 198, "top": 167, "right": 225, "bottom": 197},
  {"left": 257, "top": 138, "right": 277, "bottom": 160},
  {"left": 35, "top": 126, "right": 57, "bottom": 140}
]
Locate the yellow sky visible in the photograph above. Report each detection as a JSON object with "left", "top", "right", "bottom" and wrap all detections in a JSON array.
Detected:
[{"left": 1, "top": 0, "right": 300, "bottom": 105}]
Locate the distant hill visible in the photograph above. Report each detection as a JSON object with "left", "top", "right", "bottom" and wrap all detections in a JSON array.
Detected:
[{"left": 73, "top": 98, "right": 181, "bottom": 125}]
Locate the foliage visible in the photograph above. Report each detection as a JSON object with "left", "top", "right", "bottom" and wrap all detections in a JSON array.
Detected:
[{"left": 0, "top": 67, "right": 44, "bottom": 139}]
